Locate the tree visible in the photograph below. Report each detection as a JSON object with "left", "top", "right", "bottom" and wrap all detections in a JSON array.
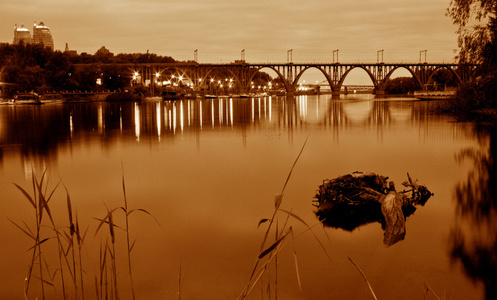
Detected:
[
  {"left": 447, "top": 1, "right": 497, "bottom": 109},
  {"left": 384, "top": 77, "right": 417, "bottom": 94},
  {"left": 447, "top": 0, "right": 496, "bottom": 64}
]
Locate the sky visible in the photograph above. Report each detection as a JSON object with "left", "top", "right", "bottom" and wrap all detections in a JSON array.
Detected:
[{"left": 1, "top": 0, "right": 459, "bottom": 63}]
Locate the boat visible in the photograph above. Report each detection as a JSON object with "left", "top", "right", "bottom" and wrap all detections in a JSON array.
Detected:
[
  {"left": 144, "top": 96, "right": 163, "bottom": 101},
  {"left": 414, "top": 85, "right": 456, "bottom": 100},
  {"left": 162, "top": 90, "right": 182, "bottom": 101},
  {"left": 13, "top": 93, "right": 43, "bottom": 105}
]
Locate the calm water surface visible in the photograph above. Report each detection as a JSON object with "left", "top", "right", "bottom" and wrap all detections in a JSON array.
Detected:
[{"left": 0, "top": 95, "right": 495, "bottom": 299}]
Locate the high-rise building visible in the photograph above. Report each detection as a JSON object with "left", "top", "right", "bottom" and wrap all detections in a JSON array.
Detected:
[
  {"left": 13, "top": 24, "right": 33, "bottom": 44},
  {"left": 33, "top": 21, "right": 54, "bottom": 50},
  {"left": 13, "top": 21, "right": 54, "bottom": 50}
]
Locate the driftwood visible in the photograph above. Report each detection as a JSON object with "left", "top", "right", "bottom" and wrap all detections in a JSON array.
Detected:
[{"left": 314, "top": 172, "right": 433, "bottom": 246}]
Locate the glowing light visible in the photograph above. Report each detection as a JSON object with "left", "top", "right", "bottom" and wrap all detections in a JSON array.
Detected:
[
  {"left": 134, "top": 103, "right": 140, "bottom": 141},
  {"left": 69, "top": 112, "right": 73, "bottom": 138},
  {"left": 173, "top": 104, "right": 177, "bottom": 134},
  {"left": 230, "top": 98, "right": 233, "bottom": 126},
  {"left": 180, "top": 101, "right": 184, "bottom": 134},
  {"left": 199, "top": 101, "right": 203, "bottom": 129},
  {"left": 156, "top": 102, "right": 161, "bottom": 141},
  {"left": 251, "top": 98, "right": 254, "bottom": 122},
  {"left": 98, "top": 103, "right": 104, "bottom": 133}
]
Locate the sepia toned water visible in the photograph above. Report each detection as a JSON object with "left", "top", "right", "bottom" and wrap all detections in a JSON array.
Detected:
[{"left": 0, "top": 95, "right": 494, "bottom": 299}]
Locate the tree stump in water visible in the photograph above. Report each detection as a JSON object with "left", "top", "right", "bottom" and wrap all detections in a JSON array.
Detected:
[{"left": 314, "top": 171, "right": 433, "bottom": 246}]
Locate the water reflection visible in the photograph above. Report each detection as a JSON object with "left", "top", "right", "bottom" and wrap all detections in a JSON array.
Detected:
[
  {"left": 0, "top": 96, "right": 448, "bottom": 164},
  {"left": 451, "top": 124, "right": 497, "bottom": 300},
  {"left": 0, "top": 95, "right": 489, "bottom": 299}
]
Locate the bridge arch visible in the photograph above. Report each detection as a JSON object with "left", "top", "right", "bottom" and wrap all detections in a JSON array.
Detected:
[
  {"left": 338, "top": 66, "right": 377, "bottom": 90},
  {"left": 194, "top": 66, "right": 243, "bottom": 92},
  {"left": 383, "top": 66, "right": 423, "bottom": 89},
  {"left": 151, "top": 66, "right": 196, "bottom": 86},
  {"left": 293, "top": 66, "right": 335, "bottom": 93},
  {"left": 248, "top": 66, "right": 290, "bottom": 92},
  {"left": 426, "top": 65, "right": 463, "bottom": 86}
]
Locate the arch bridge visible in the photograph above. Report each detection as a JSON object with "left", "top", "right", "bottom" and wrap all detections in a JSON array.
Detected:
[{"left": 86, "top": 62, "right": 477, "bottom": 95}]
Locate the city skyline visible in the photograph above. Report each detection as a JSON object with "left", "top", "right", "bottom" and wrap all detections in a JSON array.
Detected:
[{"left": 1, "top": 0, "right": 458, "bottom": 64}]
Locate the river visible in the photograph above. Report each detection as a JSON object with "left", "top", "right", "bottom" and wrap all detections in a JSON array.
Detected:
[{"left": 0, "top": 94, "right": 494, "bottom": 299}]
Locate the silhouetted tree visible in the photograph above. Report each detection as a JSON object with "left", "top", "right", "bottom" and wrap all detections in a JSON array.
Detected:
[
  {"left": 447, "top": 1, "right": 497, "bottom": 109},
  {"left": 384, "top": 77, "right": 417, "bottom": 94},
  {"left": 45, "top": 51, "right": 78, "bottom": 91},
  {"left": 101, "top": 65, "right": 127, "bottom": 91}
]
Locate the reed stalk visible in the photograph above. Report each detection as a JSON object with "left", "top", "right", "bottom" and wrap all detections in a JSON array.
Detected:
[
  {"left": 12, "top": 170, "right": 61, "bottom": 299},
  {"left": 121, "top": 166, "right": 136, "bottom": 299},
  {"left": 348, "top": 257, "right": 378, "bottom": 300},
  {"left": 239, "top": 138, "right": 316, "bottom": 300}
]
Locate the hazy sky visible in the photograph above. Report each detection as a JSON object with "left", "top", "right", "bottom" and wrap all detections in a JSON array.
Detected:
[{"left": 2, "top": 0, "right": 458, "bottom": 64}]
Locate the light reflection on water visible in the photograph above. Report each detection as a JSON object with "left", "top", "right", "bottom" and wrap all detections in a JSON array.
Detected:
[{"left": 0, "top": 95, "right": 492, "bottom": 299}]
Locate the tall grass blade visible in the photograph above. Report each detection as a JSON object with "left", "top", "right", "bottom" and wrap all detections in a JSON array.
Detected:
[
  {"left": 108, "top": 213, "right": 115, "bottom": 244},
  {"left": 94, "top": 276, "right": 99, "bottom": 300},
  {"left": 424, "top": 281, "right": 442, "bottom": 300},
  {"left": 259, "top": 138, "right": 308, "bottom": 253},
  {"left": 66, "top": 188, "right": 74, "bottom": 235},
  {"left": 257, "top": 219, "right": 269, "bottom": 228},
  {"left": 34, "top": 275, "right": 55, "bottom": 287},
  {"left": 178, "top": 263, "right": 182, "bottom": 300},
  {"left": 8, "top": 218, "right": 35, "bottom": 240},
  {"left": 94, "top": 207, "right": 120, "bottom": 236},
  {"left": 348, "top": 257, "right": 378, "bottom": 300},
  {"left": 12, "top": 183, "right": 36, "bottom": 208},
  {"left": 278, "top": 137, "right": 308, "bottom": 200},
  {"left": 26, "top": 238, "right": 50, "bottom": 252},
  {"left": 259, "top": 230, "right": 289, "bottom": 259},
  {"left": 289, "top": 228, "right": 302, "bottom": 292},
  {"left": 278, "top": 209, "right": 308, "bottom": 227},
  {"left": 126, "top": 208, "right": 161, "bottom": 226},
  {"left": 279, "top": 210, "right": 333, "bottom": 263},
  {"left": 122, "top": 166, "right": 136, "bottom": 300},
  {"left": 129, "top": 239, "right": 136, "bottom": 253},
  {"left": 275, "top": 194, "right": 283, "bottom": 210},
  {"left": 45, "top": 180, "right": 61, "bottom": 204}
]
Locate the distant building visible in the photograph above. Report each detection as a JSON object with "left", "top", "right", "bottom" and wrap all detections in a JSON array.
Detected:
[
  {"left": 13, "top": 21, "right": 54, "bottom": 50},
  {"left": 64, "top": 43, "right": 77, "bottom": 55},
  {"left": 13, "top": 24, "right": 33, "bottom": 44},
  {"left": 33, "top": 21, "right": 54, "bottom": 49}
]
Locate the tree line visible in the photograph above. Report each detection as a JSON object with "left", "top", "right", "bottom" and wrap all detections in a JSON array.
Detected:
[{"left": 0, "top": 43, "right": 178, "bottom": 98}]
